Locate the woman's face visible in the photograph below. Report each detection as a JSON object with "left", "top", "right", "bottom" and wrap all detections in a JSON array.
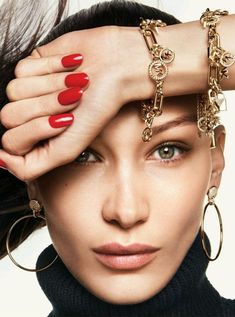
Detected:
[{"left": 31, "top": 95, "right": 225, "bottom": 304}]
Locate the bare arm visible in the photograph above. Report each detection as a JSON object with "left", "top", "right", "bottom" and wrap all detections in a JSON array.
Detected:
[
  {"left": 121, "top": 14, "right": 235, "bottom": 102},
  {"left": 0, "top": 14, "right": 234, "bottom": 181}
]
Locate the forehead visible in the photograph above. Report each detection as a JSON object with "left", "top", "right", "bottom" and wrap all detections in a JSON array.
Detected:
[
  {"left": 100, "top": 94, "right": 197, "bottom": 135},
  {"left": 128, "top": 94, "right": 197, "bottom": 118}
]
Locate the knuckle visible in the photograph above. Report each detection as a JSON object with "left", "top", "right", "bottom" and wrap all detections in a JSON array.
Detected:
[
  {"left": 1, "top": 131, "right": 23, "bottom": 155},
  {"left": 14, "top": 59, "right": 27, "bottom": 78},
  {"left": 6, "top": 80, "right": 18, "bottom": 101},
  {"left": 0, "top": 105, "right": 13, "bottom": 128},
  {"left": 37, "top": 97, "right": 47, "bottom": 115},
  {"left": 51, "top": 73, "right": 63, "bottom": 90},
  {"left": 47, "top": 57, "right": 54, "bottom": 74}
]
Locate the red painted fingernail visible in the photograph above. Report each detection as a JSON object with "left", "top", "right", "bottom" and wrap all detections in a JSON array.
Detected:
[
  {"left": 58, "top": 87, "right": 83, "bottom": 105},
  {"left": 65, "top": 73, "right": 89, "bottom": 88},
  {"left": 0, "top": 159, "right": 8, "bottom": 170},
  {"left": 61, "top": 54, "right": 83, "bottom": 68},
  {"left": 49, "top": 113, "right": 74, "bottom": 128}
]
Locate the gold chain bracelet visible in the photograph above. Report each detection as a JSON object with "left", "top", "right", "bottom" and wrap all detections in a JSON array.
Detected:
[
  {"left": 139, "top": 18, "right": 175, "bottom": 142},
  {"left": 198, "top": 8, "right": 235, "bottom": 148}
]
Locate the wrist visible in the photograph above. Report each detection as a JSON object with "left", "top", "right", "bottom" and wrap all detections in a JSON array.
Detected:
[
  {"left": 117, "top": 26, "right": 155, "bottom": 103},
  {"left": 117, "top": 20, "right": 209, "bottom": 103}
]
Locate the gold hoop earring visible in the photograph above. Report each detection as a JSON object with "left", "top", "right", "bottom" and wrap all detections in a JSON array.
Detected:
[
  {"left": 6, "top": 199, "right": 58, "bottom": 272},
  {"left": 200, "top": 186, "right": 223, "bottom": 261}
]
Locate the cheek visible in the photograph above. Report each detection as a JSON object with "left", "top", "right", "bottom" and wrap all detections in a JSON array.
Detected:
[
  {"left": 146, "top": 145, "right": 211, "bottom": 249},
  {"left": 36, "top": 168, "right": 105, "bottom": 257}
]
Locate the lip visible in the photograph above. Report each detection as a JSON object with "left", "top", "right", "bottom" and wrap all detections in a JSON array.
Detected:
[{"left": 93, "top": 243, "right": 160, "bottom": 270}]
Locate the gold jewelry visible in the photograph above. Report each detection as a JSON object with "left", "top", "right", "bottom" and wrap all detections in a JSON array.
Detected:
[
  {"left": 6, "top": 199, "right": 58, "bottom": 272},
  {"left": 198, "top": 9, "right": 235, "bottom": 149},
  {"left": 200, "top": 186, "right": 223, "bottom": 261},
  {"left": 139, "top": 18, "right": 175, "bottom": 142}
]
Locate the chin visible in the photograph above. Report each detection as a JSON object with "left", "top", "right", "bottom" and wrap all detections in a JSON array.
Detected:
[
  {"left": 99, "top": 293, "right": 154, "bottom": 305},
  {"left": 85, "top": 279, "right": 163, "bottom": 305},
  {"left": 94, "top": 288, "right": 159, "bottom": 305}
]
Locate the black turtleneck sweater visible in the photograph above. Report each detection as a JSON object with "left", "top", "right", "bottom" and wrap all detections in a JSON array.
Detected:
[{"left": 36, "top": 233, "right": 235, "bottom": 317}]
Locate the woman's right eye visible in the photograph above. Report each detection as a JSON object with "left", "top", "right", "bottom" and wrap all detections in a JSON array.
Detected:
[{"left": 75, "top": 150, "right": 99, "bottom": 164}]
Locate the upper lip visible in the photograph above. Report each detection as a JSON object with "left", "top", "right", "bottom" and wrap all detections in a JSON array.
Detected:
[{"left": 92, "top": 243, "right": 160, "bottom": 255}]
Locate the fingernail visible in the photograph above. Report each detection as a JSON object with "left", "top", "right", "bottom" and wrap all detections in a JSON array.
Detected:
[
  {"left": 58, "top": 87, "right": 83, "bottom": 105},
  {"left": 61, "top": 54, "right": 83, "bottom": 68},
  {"left": 65, "top": 73, "right": 89, "bottom": 88},
  {"left": 0, "top": 159, "right": 8, "bottom": 170},
  {"left": 49, "top": 113, "right": 74, "bottom": 128}
]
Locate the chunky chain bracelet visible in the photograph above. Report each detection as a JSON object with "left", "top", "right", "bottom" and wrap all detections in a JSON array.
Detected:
[
  {"left": 139, "top": 18, "right": 175, "bottom": 142},
  {"left": 198, "top": 8, "right": 235, "bottom": 148}
]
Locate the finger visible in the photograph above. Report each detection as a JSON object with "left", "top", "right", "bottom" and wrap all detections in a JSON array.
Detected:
[
  {"left": 15, "top": 53, "right": 83, "bottom": 77},
  {"left": 0, "top": 90, "right": 120, "bottom": 182},
  {"left": 1, "top": 87, "right": 84, "bottom": 129},
  {"left": 34, "top": 31, "right": 87, "bottom": 57},
  {"left": 1, "top": 113, "right": 74, "bottom": 156},
  {"left": 6, "top": 71, "right": 89, "bottom": 101}
]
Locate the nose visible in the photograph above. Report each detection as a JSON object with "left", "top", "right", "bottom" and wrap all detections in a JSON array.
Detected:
[{"left": 102, "top": 167, "right": 150, "bottom": 229}]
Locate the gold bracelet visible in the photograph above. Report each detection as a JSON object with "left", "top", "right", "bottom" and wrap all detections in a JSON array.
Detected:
[
  {"left": 139, "top": 18, "right": 175, "bottom": 142},
  {"left": 198, "top": 8, "right": 235, "bottom": 148}
]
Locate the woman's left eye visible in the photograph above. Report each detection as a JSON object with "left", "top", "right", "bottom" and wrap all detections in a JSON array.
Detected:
[{"left": 149, "top": 143, "right": 188, "bottom": 163}]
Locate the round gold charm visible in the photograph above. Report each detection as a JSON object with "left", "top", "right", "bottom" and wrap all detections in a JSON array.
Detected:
[
  {"left": 149, "top": 61, "right": 168, "bottom": 81},
  {"left": 197, "top": 117, "right": 207, "bottom": 133},
  {"left": 29, "top": 199, "right": 42, "bottom": 213},
  {"left": 220, "top": 52, "right": 235, "bottom": 67},
  {"left": 160, "top": 48, "right": 175, "bottom": 64}
]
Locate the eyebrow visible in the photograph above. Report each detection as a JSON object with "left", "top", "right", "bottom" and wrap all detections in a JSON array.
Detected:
[{"left": 151, "top": 114, "right": 197, "bottom": 135}]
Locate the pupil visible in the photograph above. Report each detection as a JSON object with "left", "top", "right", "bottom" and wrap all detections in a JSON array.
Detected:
[
  {"left": 159, "top": 146, "right": 174, "bottom": 159},
  {"left": 77, "top": 151, "right": 89, "bottom": 162}
]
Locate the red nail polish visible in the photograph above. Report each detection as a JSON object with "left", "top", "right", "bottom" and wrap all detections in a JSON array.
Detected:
[
  {"left": 58, "top": 87, "right": 83, "bottom": 105},
  {"left": 49, "top": 113, "right": 74, "bottom": 128},
  {"left": 0, "top": 159, "right": 8, "bottom": 170},
  {"left": 65, "top": 73, "right": 89, "bottom": 88},
  {"left": 61, "top": 54, "right": 83, "bottom": 68}
]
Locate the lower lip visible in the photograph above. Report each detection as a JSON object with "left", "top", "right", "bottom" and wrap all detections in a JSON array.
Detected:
[{"left": 94, "top": 252, "right": 158, "bottom": 270}]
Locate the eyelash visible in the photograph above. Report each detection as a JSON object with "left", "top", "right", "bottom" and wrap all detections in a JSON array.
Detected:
[
  {"left": 73, "top": 142, "right": 190, "bottom": 166},
  {"left": 147, "top": 142, "right": 190, "bottom": 164}
]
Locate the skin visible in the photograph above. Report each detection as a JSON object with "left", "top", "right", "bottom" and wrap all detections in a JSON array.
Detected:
[
  {"left": 27, "top": 95, "right": 225, "bottom": 305},
  {"left": 1, "top": 14, "right": 235, "bottom": 181}
]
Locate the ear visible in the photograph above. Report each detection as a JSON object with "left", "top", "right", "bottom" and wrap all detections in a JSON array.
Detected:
[{"left": 209, "top": 125, "right": 226, "bottom": 189}]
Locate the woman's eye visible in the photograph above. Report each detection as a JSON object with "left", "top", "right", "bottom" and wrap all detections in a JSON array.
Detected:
[
  {"left": 149, "top": 143, "right": 188, "bottom": 163},
  {"left": 75, "top": 150, "right": 98, "bottom": 164}
]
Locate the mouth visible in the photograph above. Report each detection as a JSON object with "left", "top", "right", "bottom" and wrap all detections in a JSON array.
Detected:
[{"left": 93, "top": 243, "right": 160, "bottom": 270}]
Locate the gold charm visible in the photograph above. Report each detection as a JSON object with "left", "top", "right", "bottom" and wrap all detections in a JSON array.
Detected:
[
  {"left": 160, "top": 48, "right": 175, "bottom": 64},
  {"left": 139, "top": 18, "right": 175, "bottom": 142},
  {"left": 198, "top": 8, "right": 233, "bottom": 148},
  {"left": 220, "top": 51, "right": 235, "bottom": 67},
  {"left": 149, "top": 61, "right": 168, "bottom": 81}
]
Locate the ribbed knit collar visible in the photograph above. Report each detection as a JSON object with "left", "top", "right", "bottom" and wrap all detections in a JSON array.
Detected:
[{"left": 36, "top": 232, "right": 224, "bottom": 317}]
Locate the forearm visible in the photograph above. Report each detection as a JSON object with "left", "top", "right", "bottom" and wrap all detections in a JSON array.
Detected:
[{"left": 121, "top": 14, "right": 235, "bottom": 102}]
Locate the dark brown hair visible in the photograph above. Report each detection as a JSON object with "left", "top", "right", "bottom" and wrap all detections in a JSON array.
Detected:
[{"left": 0, "top": 0, "right": 180, "bottom": 259}]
